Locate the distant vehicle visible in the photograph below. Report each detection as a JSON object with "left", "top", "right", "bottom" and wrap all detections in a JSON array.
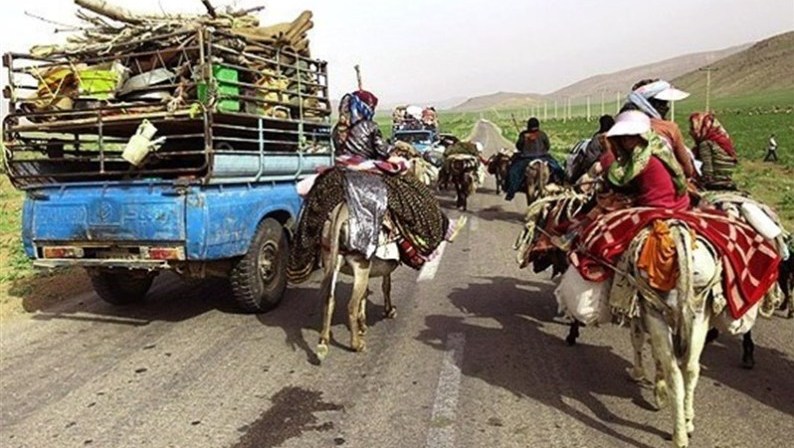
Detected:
[{"left": 393, "top": 128, "right": 438, "bottom": 153}]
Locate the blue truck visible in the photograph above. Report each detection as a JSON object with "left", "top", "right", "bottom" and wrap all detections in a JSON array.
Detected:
[{"left": 2, "top": 27, "right": 333, "bottom": 312}]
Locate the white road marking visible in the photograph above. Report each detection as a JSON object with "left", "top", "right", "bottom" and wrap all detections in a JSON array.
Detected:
[
  {"left": 417, "top": 242, "right": 447, "bottom": 282},
  {"left": 425, "top": 332, "right": 466, "bottom": 448}
]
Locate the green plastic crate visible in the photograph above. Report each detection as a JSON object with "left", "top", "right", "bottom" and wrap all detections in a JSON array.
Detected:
[
  {"left": 78, "top": 69, "right": 120, "bottom": 100},
  {"left": 197, "top": 65, "right": 240, "bottom": 112}
]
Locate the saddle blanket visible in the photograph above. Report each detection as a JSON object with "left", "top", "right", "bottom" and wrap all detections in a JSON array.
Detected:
[{"left": 570, "top": 207, "right": 780, "bottom": 319}]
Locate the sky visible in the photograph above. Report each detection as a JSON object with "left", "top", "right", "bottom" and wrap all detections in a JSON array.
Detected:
[{"left": 0, "top": 0, "right": 792, "bottom": 113}]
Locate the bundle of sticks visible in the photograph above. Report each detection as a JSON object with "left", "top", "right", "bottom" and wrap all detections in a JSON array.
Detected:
[{"left": 31, "top": 0, "right": 314, "bottom": 58}]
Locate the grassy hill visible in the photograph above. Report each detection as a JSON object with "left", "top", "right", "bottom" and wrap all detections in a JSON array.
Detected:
[
  {"left": 446, "top": 42, "right": 752, "bottom": 113},
  {"left": 448, "top": 91, "right": 545, "bottom": 113},
  {"left": 673, "top": 31, "right": 794, "bottom": 99}
]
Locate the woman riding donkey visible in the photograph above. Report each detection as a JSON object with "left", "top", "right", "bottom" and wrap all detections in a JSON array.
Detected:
[
  {"left": 288, "top": 89, "right": 465, "bottom": 359},
  {"left": 556, "top": 111, "right": 780, "bottom": 448}
]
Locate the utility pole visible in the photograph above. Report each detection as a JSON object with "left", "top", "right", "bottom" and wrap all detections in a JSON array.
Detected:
[
  {"left": 600, "top": 90, "right": 605, "bottom": 116},
  {"left": 586, "top": 95, "right": 591, "bottom": 121},
  {"left": 699, "top": 66, "right": 718, "bottom": 112}
]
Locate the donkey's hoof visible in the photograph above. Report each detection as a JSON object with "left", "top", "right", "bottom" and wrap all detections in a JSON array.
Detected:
[
  {"left": 358, "top": 325, "right": 368, "bottom": 336},
  {"left": 654, "top": 382, "right": 669, "bottom": 410},
  {"left": 316, "top": 344, "right": 329, "bottom": 362},
  {"left": 626, "top": 367, "right": 646, "bottom": 383},
  {"left": 351, "top": 339, "right": 366, "bottom": 353},
  {"left": 741, "top": 355, "right": 755, "bottom": 370},
  {"left": 384, "top": 307, "right": 397, "bottom": 319},
  {"left": 787, "top": 310, "right": 794, "bottom": 319},
  {"left": 686, "top": 419, "right": 695, "bottom": 435},
  {"left": 565, "top": 334, "right": 577, "bottom": 346}
]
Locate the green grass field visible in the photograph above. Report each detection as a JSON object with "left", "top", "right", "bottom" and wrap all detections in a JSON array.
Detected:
[{"left": 380, "top": 91, "right": 794, "bottom": 227}]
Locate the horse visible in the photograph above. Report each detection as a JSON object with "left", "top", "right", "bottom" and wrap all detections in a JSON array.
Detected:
[
  {"left": 316, "top": 203, "right": 400, "bottom": 362},
  {"left": 487, "top": 152, "right": 511, "bottom": 194},
  {"left": 446, "top": 154, "right": 479, "bottom": 211}
]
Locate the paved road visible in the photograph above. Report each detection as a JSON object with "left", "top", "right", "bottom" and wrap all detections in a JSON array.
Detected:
[{"left": 2, "top": 122, "right": 793, "bottom": 448}]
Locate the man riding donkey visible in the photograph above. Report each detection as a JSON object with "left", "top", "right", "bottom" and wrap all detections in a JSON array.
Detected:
[
  {"left": 504, "top": 117, "right": 565, "bottom": 203},
  {"left": 288, "top": 83, "right": 465, "bottom": 360},
  {"left": 550, "top": 110, "right": 781, "bottom": 448}
]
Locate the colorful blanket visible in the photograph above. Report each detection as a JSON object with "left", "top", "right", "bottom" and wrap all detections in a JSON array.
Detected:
[{"left": 570, "top": 207, "right": 780, "bottom": 319}]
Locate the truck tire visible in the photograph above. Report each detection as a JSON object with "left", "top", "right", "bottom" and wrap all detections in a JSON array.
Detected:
[
  {"left": 230, "top": 218, "right": 289, "bottom": 313},
  {"left": 88, "top": 269, "right": 155, "bottom": 306}
]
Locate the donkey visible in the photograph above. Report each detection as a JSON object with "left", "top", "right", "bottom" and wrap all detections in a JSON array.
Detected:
[
  {"left": 525, "top": 159, "right": 551, "bottom": 205},
  {"left": 487, "top": 152, "right": 511, "bottom": 194},
  {"left": 446, "top": 155, "right": 479, "bottom": 211},
  {"left": 316, "top": 203, "right": 399, "bottom": 362}
]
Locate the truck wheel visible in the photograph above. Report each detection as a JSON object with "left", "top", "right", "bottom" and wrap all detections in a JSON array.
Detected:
[
  {"left": 88, "top": 269, "right": 155, "bottom": 306},
  {"left": 230, "top": 218, "right": 289, "bottom": 313}
]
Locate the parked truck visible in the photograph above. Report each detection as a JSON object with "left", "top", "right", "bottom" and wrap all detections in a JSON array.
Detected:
[{"left": 2, "top": 25, "right": 333, "bottom": 312}]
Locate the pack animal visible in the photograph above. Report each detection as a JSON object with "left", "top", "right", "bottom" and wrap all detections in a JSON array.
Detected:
[
  {"left": 487, "top": 152, "right": 511, "bottom": 194},
  {"left": 316, "top": 203, "right": 399, "bottom": 361},
  {"left": 447, "top": 155, "right": 479, "bottom": 211}
]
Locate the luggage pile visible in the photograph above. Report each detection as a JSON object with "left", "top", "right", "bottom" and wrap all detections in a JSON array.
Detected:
[{"left": 11, "top": 0, "right": 330, "bottom": 122}]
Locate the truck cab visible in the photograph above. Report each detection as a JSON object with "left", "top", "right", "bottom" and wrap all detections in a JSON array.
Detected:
[{"left": 2, "top": 27, "right": 333, "bottom": 312}]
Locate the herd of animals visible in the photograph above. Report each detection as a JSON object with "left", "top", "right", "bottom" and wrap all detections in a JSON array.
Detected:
[{"left": 295, "top": 94, "right": 790, "bottom": 448}]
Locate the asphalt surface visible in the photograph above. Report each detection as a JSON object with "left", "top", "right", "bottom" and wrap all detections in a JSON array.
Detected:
[{"left": 1, "top": 121, "right": 793, "bottom": 448}]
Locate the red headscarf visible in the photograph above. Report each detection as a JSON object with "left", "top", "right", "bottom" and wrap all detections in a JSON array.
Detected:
[
  {"left": 353, "top": 90, "right": 379, "bottom": 109},
  {"left": 689, "top": 112, "right": 737, "bottom": 160}
]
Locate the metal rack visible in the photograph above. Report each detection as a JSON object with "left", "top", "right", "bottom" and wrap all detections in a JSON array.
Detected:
[{"left": 2, "top": 26, "right": 333, "bottom": 188}]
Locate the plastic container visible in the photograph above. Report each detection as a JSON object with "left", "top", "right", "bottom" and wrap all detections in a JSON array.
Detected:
[
  {"left": 123, "top": 120, "right": 159, "bottom": 166},
  {"left": 197, "top": 65, "right": 240, "bottom": 113},
  {"left": 78, "top": 69, "right": 120, "bottom": 100}
]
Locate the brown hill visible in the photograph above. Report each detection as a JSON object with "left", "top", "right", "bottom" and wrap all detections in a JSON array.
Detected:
[
  {"left": 549, "top": 44, "right": 750, "bottom": 100},
  {"left": 449, "top": 91, "right": 544, "bottom": 113},
  {"left": 672, "top": 31, "right": 794, "bottom": 98},
  {"left": 449, "top": 42, "right": 752, "bottom": 112}
]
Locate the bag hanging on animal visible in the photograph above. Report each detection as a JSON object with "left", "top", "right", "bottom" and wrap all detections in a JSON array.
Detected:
[
  {"left": 555, "top": 266, "right": 611, "bottom": 326},
  {"left": 740, "top": 202, "right": 782, "bottom": 240}
]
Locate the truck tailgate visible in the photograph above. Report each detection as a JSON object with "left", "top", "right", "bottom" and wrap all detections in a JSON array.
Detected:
[{"left": 27, "top": 184, "right": 186, "bottom": 243}]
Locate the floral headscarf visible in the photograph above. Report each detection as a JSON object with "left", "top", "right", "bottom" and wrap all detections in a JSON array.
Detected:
[
  {"left": 689, "top": 112, "right": 737, "bottom": 160},
  {"left": 608, "top": 131, "right": 688, "bottom": 195}
]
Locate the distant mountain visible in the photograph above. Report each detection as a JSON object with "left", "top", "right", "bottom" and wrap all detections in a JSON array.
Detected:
[
  {"left": 447, "top": 41, "right": 754, "bottom": 112},
  {"left": 448, "top": 91, "right": 545, "bottom": 113},
  {"left": 672, "top": 31, "right": 794, "bottom": 98},
  {"left": 548, "top": 44, "right": 751, "bottom": 100}
]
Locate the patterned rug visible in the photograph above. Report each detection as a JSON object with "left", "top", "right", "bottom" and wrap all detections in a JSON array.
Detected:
[{"left": 570, "top": 207, "right": 780, "bottom": 319}]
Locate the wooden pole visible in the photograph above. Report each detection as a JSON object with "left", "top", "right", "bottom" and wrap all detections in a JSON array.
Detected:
[
  {"left": 200, "top": 0, "right": 217, "bottom": 17},
  {"left": 354, "top": 65, "right": 362, "bottom": 90},
  {"left": 586, "top": 95, "right": 591, "bottom": 121},
  {"left": 554, "top": 100, "right": 558, "bottom": 119},
  {"left": 615, "top": 91, "right": 621, "bottom": 114},
  {"left": 600, "top": 91, "right": 605, "bottom": 116}
]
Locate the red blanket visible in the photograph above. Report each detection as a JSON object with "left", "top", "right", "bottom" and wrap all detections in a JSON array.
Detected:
[{"left": 570, "top": 208, "right": 780, "bottom": 319}]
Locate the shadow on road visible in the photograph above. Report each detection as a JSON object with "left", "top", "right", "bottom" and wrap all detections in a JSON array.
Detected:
[
  {"left": 25, "top": 273, "right": 239, "bottom": 325},
  {"left": 699, "top": 326, "right": 794, "bottom": 417},
  {"left": 416, "top": 275, "right": 665, "bottom": 448},
  {"left": 474, "top": 205, "right": 526, "bottom": 224}
]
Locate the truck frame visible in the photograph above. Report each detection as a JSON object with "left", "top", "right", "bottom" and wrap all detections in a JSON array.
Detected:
[{"left": 2, "top": 26, "right": 333, "bottom": 312}]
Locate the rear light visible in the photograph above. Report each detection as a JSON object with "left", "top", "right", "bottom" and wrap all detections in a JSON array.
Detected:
[
  {"left": 42, "top": 246, "right": 85, "bottom": 259},
  {"left": 144, "top": 247, "right": 185, "bottom": 261}
]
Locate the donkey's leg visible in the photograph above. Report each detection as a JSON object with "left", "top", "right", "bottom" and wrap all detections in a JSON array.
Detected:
[
  {"left": 565, "top": 320, "right": 580, "bottom": 346},
  {"left": 627, "top": 318, "right": 648, "bottom": 383},
  {"left": 383, "top": 272, "right": 397, "bottom": 319},
  {"left": 683, "top": 310, "right": 710, "bottom": 436},
  {"left": 741, "top": 331, "right": 755, "bottom": 369},
  {"left": 349, "top": 259, "right": 371, "bottom": 352},
  {"left": 317, "top": 255, "right": 342, "bottom": 362},
  {"left": 646, "top": 312, "right": 688, "bottom": 447}
]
